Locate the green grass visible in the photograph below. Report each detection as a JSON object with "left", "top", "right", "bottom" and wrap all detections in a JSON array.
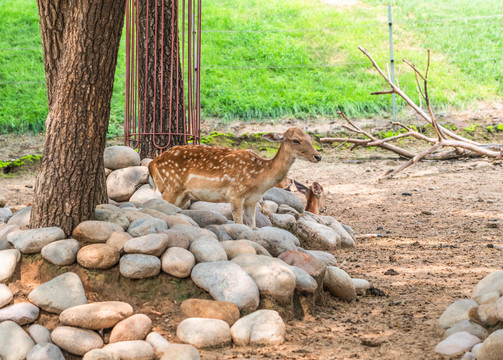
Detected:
[{"left": 0, "top": 0, "right": 502, "bottom": 133}]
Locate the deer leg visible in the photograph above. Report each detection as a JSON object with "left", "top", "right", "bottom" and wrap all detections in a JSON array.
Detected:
[
  {"left": 161, "top": 189, "right": 185, "bottom": 207},
  {"left": 243, "top": 202, "right": 257, "bottom": 228},
  {"left": 230, "top": 198, "right": 244, "bottom": 224}
]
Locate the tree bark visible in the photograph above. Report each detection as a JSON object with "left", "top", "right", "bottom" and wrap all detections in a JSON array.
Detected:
[
  {"left": 32, "top": 0, "right": 126, "bottom": 235},
  {"left": 137, "top": 0, "right": 186, "bottom": 159}
]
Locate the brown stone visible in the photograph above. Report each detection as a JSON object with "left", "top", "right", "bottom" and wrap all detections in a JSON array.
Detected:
[
  {"left": 106, "top": 231, "right": 133, "bottom": 253},
  {"left": 469, "top": 304, "right": 500, "bottom": 327},
  {"left": 157, "top": 229, "right": 190, "bottom": 249},
  {"left": 278, "top": 250, "right": 327, "bottom": 289},
  {"left": 72, "top": 221, "right": 123, "bottom": 243},
  {"left": 77, "top": 244, "right": 120, "bottom": 269},
  {"left": 180, "top": 299, "right": 240, "bottom": 326},
  {"left": 109, "top": 313, "right": 152, "bottom": 343}
]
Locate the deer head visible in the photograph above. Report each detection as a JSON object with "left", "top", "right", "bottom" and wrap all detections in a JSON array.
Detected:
[{"left": 294, "top": 180, "right": 326, "bottom": 215}]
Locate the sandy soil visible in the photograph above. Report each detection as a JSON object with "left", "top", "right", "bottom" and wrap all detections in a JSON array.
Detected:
[{"left": 1, "top": 106, "right": 502, "bottom": 359}]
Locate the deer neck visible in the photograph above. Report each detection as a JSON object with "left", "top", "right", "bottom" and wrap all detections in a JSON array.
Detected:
[{"left": 263, "top": 142, "right": 296, "bottom": 188}]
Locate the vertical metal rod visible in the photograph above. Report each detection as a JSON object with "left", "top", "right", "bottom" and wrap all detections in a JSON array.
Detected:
[{"left": 388, "top": 5, "right": 396, "bottom": 122}]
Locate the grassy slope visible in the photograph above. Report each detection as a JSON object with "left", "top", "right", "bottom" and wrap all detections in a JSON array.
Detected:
[{"left": 0, "top": 0, "right": 501, "bottom": 133}]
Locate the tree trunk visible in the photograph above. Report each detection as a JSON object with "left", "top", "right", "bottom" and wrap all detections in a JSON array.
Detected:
[
  {"left": 137, "top": 0, "right": 186, "bottom": 159},
  {"left": 32, "top": 0, "right": 126, "bottom": 235}
]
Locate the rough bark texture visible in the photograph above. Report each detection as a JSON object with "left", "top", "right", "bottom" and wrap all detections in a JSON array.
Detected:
[
  {"left": 32, "top": 0, "right": 126, "bottom": 235},
  {"left": 138, "top": 0, "right": 186, "bottom": 159}
]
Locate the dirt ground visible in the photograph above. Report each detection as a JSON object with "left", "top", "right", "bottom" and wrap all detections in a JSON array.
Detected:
[{"left": 1, "top": 105, "right": 502, "bottom": 359}]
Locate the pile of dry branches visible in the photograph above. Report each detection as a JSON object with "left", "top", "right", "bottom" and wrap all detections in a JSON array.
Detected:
[{"left": 321, "top": 46, "right": 502, "bottom": 179}]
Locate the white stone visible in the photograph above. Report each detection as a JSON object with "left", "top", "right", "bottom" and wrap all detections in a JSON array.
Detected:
[
  {"left": 472, "top": 271, "right": 503, "bottom": 303},
  {"left": 445, "top": 320, "right": 489, "bottom": 340},
  {"left": 231, "top": 309, "right": 285, "bottom": 346},
  {"left": 109, "top": 313, "right": 152, "bottom": 343},
  {"left": 288, "top": 265, "right": 318, "bottom": 293},
  {"left": 161, "top": 247, "right": 195, "bottom": 278},
  {"left": 160, "top": 344, "right": 200, "bottom": 360},
  {"left": 7, "top": 206, "right": 32, "bottom": 227},
  {"left": 220, "top": 240, "right": 257, "bottom": 259},
  {"left": 102, "top": 340, "right": 154, "bottom": 360},
  {"left": 51, "top": 326, "right": 103, "bottom": 356},
  {"left": 27, "top": 343, "right": 65, "bottom": 360},
  {"left": 438, "top": 299, "right": 479, "bottom": 329},
  {"left": 27, "top": 324, "right": 52, "bottom": 344},
  {"left": 41, "top": 239, "right": 80, "bottom": 266},
  {"left": 120, "top": 254, "right": 161, "bottom": 279},
  {"left": 130, "top": 184, "right": 162, "bottom": 204},
  {"left": 60, "top": 301, "right": 134, "bottom": 330},
  {"left": 0, "top": 283, "right": 13, "bottom": 308},
  {"left": 176, "top": 318, "right": 231, "bottom": 348},
  {"left": 0, "top": 320, "right": 35, "bottom": 360},
  {"left": 323, "top": 266, "right": 356, "bottom": 302},
  {"left": 107, "top": 166, "right": 149, "bottom": 202},
  {"left": 295, "top": 218, "right": 339, "bottom": 251},
  {"left": 7, "top": 227, "right": 65, "bottom": 254},
  {"left": 104, "top": 145, "right": 141, "bottom": 170},
  {"left": 0, "top": 302, "right": 39, "bottom": 325},
  {"left": 124, "top": 234, "right": 169, "bottom": 256},
  {"left": 189, "top": 236, "right": 228, "bottom": 263},
  {"left": 352, "top": 278, "right": 371, "bottom": 295},
  {"left": 0, "top": 248, "right": 20, "bottom": 282},
  {"left": 435, "top": 331, "right": 481, "bottom": 356},
  {"left": 146, "top": 332, "right": 170, "bottom": 358},
  {"left": 190, "top": 201, "right": 233, "bottom": 220}
]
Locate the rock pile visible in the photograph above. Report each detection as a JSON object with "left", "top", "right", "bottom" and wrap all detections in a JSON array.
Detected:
[{"left": 435, "top": 270, "right": 503, "bottom": 359}]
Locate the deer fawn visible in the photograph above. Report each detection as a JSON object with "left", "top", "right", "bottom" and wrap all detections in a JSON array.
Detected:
[
  {"left": 294, "top": 180, "right": 326, "bottom": 215},
  {"left": 148, "top": 127, "right": 321, "bottom": 227}
]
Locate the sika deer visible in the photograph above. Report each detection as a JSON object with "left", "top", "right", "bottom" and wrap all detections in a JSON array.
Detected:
[
  {"left": 148, "top": 127, "right": 321, "bottom": 227},
  {"left": 294, "top": 180, "right": 326, "bottom": 215}
]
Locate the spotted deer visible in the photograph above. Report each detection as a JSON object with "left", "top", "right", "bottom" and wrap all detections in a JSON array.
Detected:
[
  {"left": 294, "top": 180, "right": 326, "bottom": 215},
  {"left": 148, "top": 127, "right": 321, "bottom": 227}
]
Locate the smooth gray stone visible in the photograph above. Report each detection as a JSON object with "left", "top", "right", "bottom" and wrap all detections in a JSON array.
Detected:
[
  {"left": 0, "top": 225, "right": 20, "bottom": 242},
  {"left": 181, "top": 210, "right": 228, "bottom": 228},
  {"left": 27, "top": 342, "right": 65, "bottom": 360},
  {"left": 28, "top": 272, "right": 87, "bottom": 314},
  {"left": 107, "top": 166, "right": 149, "bottom": 202},
  {"left": 263, "top": 187, "right": 304, "bottom": 213},
  {"left": 323, "top": 266, "right": 356, "bottom": 302},
  {"left": 438, "top": 299, "right": 479, "bottom": 329},
  {"left": 0, "top": 248, "right": 21, "bottom": 282},
  {"left": 220, "top": 224, "right": 254, "bottom": 240},
  {"left": 28, "top": 324, "right": 52, "bottom": 344},
  {"left": 295, "top": 218, "right": 339, "bottom": 251},
  {"left": 0, "top": 320, "right": 35, "bottom": 360},
  {"left": 288, "top": 265, "right": 318, "bottom": 293},
  {"left": 220, "top": 240, "right": 256, "bottom": 260},
  {"left": 0, "top": 283, "right": 13, "bottom": 308},
  {"left": 238, "top": 240, "right": 272, "bottom": 257},
  {"left": 277, "top": 204, "right": 299, "bottom": 218},
  {"left": 477, "top": 329, "right": 503, "bottom": 360},
  {"left": 7, "top": 206, "right": 32, "bottom": 227},
  {"left": 161, "top": 247, "right": 195, "bottom": 278},
  {"left": 176, "top": 318, "right": 231, "bottom": 348},
  {"left": 299, "top": 248, "right": 337, "bottom": 266},
  {"left": 41, "top": 239, "right": 80, "bottom": 266},
  {"left": 127, "top": 218, "right": 167, "bottom": 237},
  {"left": 435, "top": 331, "right": 481, "bottom": 356},
  {"left": 51, "top": 326, "right": 103, "bottom": 356},
  {"left": 141, "top": 199, "right": 180, "bottom": 215},
  {"left": 472, "top": 271, "right": 503, "bottom": 303},
  {"left": 169, "top": 224, "right": 217, "bottom": 243},
  {"left": 190, "top": 201, "right": 233, "bottom": 220},
  {"left": 304, "top": 213, "right": 355, "bottom": 248},
  {"left": 189, "top": 236, "right": 227, "bottom": 263},
  {"left": 230, "top": 309, "right": 285, "bottom": 346},
  {"left": 123, "top": 234, "right": 169, "bottom": 257},
  {"left": 204, "top": 225, "right": 233, "bottom": 241},
  {"left": 8, "top": 227, "right": 65, "bottom": 254},
  {"left": 95, "top": 208, "right": 130, "bottom": 230},
  {"left": 104, "top": 145, "right": 141, "bottom": 170},
  {"left": 247, "top": 227, "right": 298, "bottom": 257},
  {"left": 129, "top": 184, "right": 162, "bottom": 204},
  {"left": 0, "top": 302, "right": 39, "bottom": 325},
  {"left": 269, "top": 213, "right": 296, "bottom": 229},
  {"left": 445, "top": 320, "right": 489, "bottom": 340},
  {"left": 72, "top": 221, "right": 124, "bottom": 243},
  {"left": 0, "top": 207, "right": 12, "bottom": 223},
  {"left": 120, "top": 254, "right": 161, "bottom": 279},
  {"left": 191, "top": 261, "right": 259, "bottom": 312},
  {"left": 102, "top": 340, "right": 154, "bottom": 360},
  {"left": 255, "top": 206, "right": 272, "bottom": 228},
  {"left": 145, "top": 332, "right": 170, "bottom": 358}
]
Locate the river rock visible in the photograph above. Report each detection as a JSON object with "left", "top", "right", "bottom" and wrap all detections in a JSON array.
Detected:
[
  {"left": 263, "top": 187, "right": 304, "bottom": 213},
  {"left": 0, "top": 302, "right": 39, "bottom": 325},
  {"left": 277, "top": 204, "right": 300, "bottom": 218},
  {"left": 158, "top": 229, "right": 190, "bottom": 250},
  {"left": 255, "top": 206, "right": 272, "bottom": 228},
  {"left": 439, "top": 299, "right": 479, "bottom": 329},
  {"left": 28, "top": 272, "right": 87, "bottom": 314},
  {"left": 102, "top": 340, "right": 154, "bottom": 360},
  {"left": 27, "top": 324, "right": 51, "bottom": 344},
  {"left": 0, "top": 248, "right": 20, "bottom": 282},
  {"left": 161, "top": 247, "right": 195, "bottom": 278},
  {"left": 130, "top": 184, "right": 162, "bottom": 204},
  {"left": 278, "top": 250, "right": 326, "bottom": 285},
  {"left": 41, "top": 239, "right": 80, "bottom": 266},
  {"left": 479, "top": 292, "right": 500, "bottom": 305},
  {"left": 191, "top": 261, "right": 259, "bottom": 312},
  {"left": 469, "top": 303, "right": 500, "bottom": 326},
  {"left": 190, "top": 201, "right": 233, "bottom": 220},
  {"left": 7, "top": 206, "right": 32, "bottom": 227},
  {"left": 27, "top": 343, "right": 65, "bottom": 360},
  {"left": 295, "top": 218, "right": 339, "bottom": 250},
  {"left": 145, "top": 332, "right": 170, "bottom": 358},
  {"left": 301, "top": 249, "right": 337, "bottom": 266},
  {"left": 120, "top": 254, "right": 161, "bottom": 279},
  {"left": 106, "top": 231, "right": 133, "bottom": 253},
  {"left": 127, "top": 218, "right": 167, "bottom": 237},
  {"left": 162, "top": 214, "right": 200, "bottom": 227},
  {"left": 107, "top": 166, "right": 149, "bottom": 202},
  {"left": 435, "top": 331, "right": 481, "bottom": 356},
  {"left": 104, "top": 145, "right": 141, "bottom": 170},
  {"left": 287, "top": 265, "right": 318, "bottom": 293},
  {"left": 306, "top": 213, "right": 356, "bottom": 248},
  {"left": 220, "top": 224, "right": 253, "bottom": 240},
  {"left": 477, "top": 329, "right": 503, "bottom": 360},
  {"left": 472, "top": 271, "right": 503, "bottom": 303},
  {"left": 247, "top": 227, "right": 297, "bottom": 257},
  {"left": 262, "top": 200, "right": 278, "bottom": 215},
  {"left": 60, "top": 301, "right": 133, "bottom": 330},
  {"left": 220, "top": 240, "right": 256, "bottom": 259},
  {"left": 189, "top": 236, "right": 228, "bottom": 263},
  {"left": 180, "top": 299, "right": 240, "bottom": 326},
  {"left": 109, "top": 314, "right": 152, "bottom": 343},
  {"left": 352, "top": 278, "right": 371, "bottom": 295},
  {"left": 95, "top": 208, "right": 130, "bottom": 230},
  {"left": 160, "top": 344, "right": 200, "bottom": 360},
  {"left": 0, "top": 224, "right": 19, "bottom": 242},
  {"left": 232, "top": 254, "right": 296, "bottom": 304},
  {"left": 0, "top": 206, "right": 12, "bottom": 223},
  {"left": 169, "top": 224, "right": 217, "bottom": 243},
  {"left": 0, "top": 321, "right": 35, "bottom": 360},
  {"left": 230, "top": 309, "right": 285, "bottom": 346},
  {"left": 141, "top": 199, "right": 180, "bottom": 215},
  {"left": 7, "top": 227, "right": 65, "bottom": 254},
  {"left": 72, "top": 221, "right": 124, "bottom": 243},
  {"left": 122, "top": 209, "right": 153, "bottom": 223},
  {"left": 176, "top": 318, "right": 231, "bottom": 348},
  {"left": 238, "top": 240, "right": 271, "bottom": 256},
  {"left": 51, "top": 326, "right": 103, "bottom": 356},
  {"left": 269, "top": 213, "right": 296, "bottom": 229},
  {"left": 124, "top": 234, "right": 169, "bottom": 256},
  {"left": 77, "top": 244, "right": 120, "bottom": 269},
  {"left": 181, "top": 210, "right": 228, "bottom": 228},
  {"left": 445, "top": 320, "right": 489, "bottom": 340},
  {"left": 0, "top": 283, "right": 13, "bottom": 308},
  {"left": 323, "top": 266, "right": 356, "bottom": 302}
]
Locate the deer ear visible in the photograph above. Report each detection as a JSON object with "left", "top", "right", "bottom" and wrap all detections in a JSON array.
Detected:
[
  {"left": 262, "top": 132, "right": 284, "bottom": 142},
  {"left": 294, "top": 180, "right": 308, "bottom": 195},
  {"left": 312, "top": 182, "right": 323, "bottom": 196}
]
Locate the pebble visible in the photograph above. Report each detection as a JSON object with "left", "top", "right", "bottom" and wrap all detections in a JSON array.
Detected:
[
  {"left": 27, "top": 324, "right": 52, "bottom": 344},
  {"left": 107, "top": 166, "right": 149, "bottom": 202},
  {"left": 0, "top": 248, "right": 20, "bottom": 282},
  {"left": 41, "top": 239, "right": 80, "bottom": 266},
  {"left": 176, "top": 318, "right": 231, "bottom": 348},
  {"left": 435, "top": 331, "right": 481, "bottom": 356},
  {"left": 0, "top": 283, "right": 13, "bottom": 308},
  {"left": 323, "top": 266, "right": 356, "bottom": 302},
  {"left": 51, "top": 326, "right": 103, "bottom": 356},
  {"left": 0, "top": 302, "right": 39, "bottom": 325},
  {"left": 160, "top": 344, "right": 200, "bottom": 360},
  {"left": 72, "top": 221, "right": 124, "bottom": 243},
  {"left": 95, "top": 208, "right": 130, "bottom": 230},
  {"left": 77, "top": 244, "right": 120, "bottom": 269},
  {"left": 129, "top": 184, "right": 162, "bottom": 204},
  {"left": 445, "top": 320, "right": 489, "bottom": 340},
  {"left": 102, "top": 340, "right": 154, "bottom": 360},
  {"left": 161, "top": 247, "right": 195, "bottom": 278},
  {"left": 127, "top": 218, "right": 167, "bottom": 237},
  {"left": 159, "top": 229, "right": 190, "bottom": 249},
  {"left": 0, "top": 321, "right": 35, "bottom": 360},
  {"left": 27, "top": 343, "right": 65, "bottom": 360},
  {"left": 141, "top": 199, "right": 180, "bottom": 216},
  {"left": 233, "top": 254, "right": 296, "bottom": 304},
  {"left": 104, "top": 145, "right": 141, "bottom": 170},
  {"left": 220, "top": 240, "right": 257, "bottom": 259},
  {"left": 278, "top": 250, "right": 326, "bottom": 285},
  {"left": 180, "top": 210, "right": 228, "bottom": 227},
  {"left": 189, "top": 236, "right": 228, "bottom": 263},
  {"left": 7, "top": 227, "right": 65, "bottom": 254},
  {"left": 28, "top": 272, "right": 87, "bottom": 314},
  {"left": 120, "top": 254, "right": 161, "bottom": 279},
  {"left": 60, "top": 301, "right": 133, "bottom": 330},
  {"left": 190, "top": 201, "right": 233, "bottom": 220},
  {"left": 472, "top": 270, "right": 503, "bottom": 303},
  {"left": 231, "top": 309, "right": 285, "bottom": 346},
  {"left": 106, "top": 231, "right": 133, "bottom": 253},
  {"left": 287, "top": 265, "right": 318, "bottom": 294},
  {"left": 295, "top": 218, "right": 339, "bottom": 251},
  {"left": 238, "top": 240, "right": 271, "bottom": 256},
  {"left": 269, "top": 213, "right": 296, "bottom": 229},
  {"left": 181, "top": 299, "right": 240, "bottom": 326},
  {"left": 110, "top": 314, "right": 152, "bottom": 343},
  {"left": 438, "top": 299, "right": 478, "bottom": 329},
  {"left": 124, "top": 234, "right": 169, "bottom": 256},
  {"left": 477, "top": 329, "right": 503, "bottom": 360},
  {"left": 248, "top": 227, "right": 297, "bottom": 257},
  {"left": 170, "top": 225, "right": 217, "bottom": 243},
  {"left": 82, "top": 349, "right": 118, "bottom": 360},
  {"left": 263, "top": 187, "right": 304, "bottom": 213},
  {"left": 145, "top": 332, "right": 170, "bottom": 358},
  {"left": 191, "top": 261, "right": 259, "bottom": 312},
  {"left": 7, "top": 206, "right": 32, "bottom": 227}
]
